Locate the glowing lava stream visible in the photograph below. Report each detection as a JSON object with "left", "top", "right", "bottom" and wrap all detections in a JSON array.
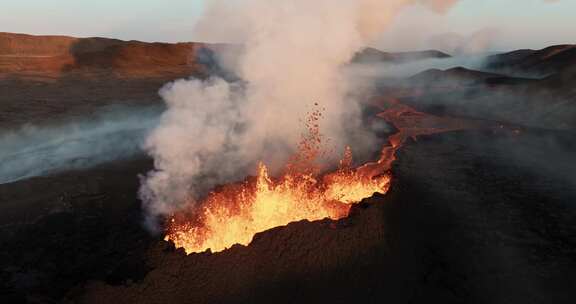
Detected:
[
  {"left": 165, "top": 110, "right": 398, "bottom": 254},
  {"left": 164, "top": 100, "right": 488, "bottom": 254}
]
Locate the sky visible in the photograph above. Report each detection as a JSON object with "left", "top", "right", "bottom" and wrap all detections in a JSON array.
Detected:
[{"left": 0, "top": 0, "right": 574, "bottom": 52}]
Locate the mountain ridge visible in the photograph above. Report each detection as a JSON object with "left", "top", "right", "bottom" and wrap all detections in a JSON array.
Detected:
[{"left": 0, "top": 32, "right": 455, "bottom": 79}]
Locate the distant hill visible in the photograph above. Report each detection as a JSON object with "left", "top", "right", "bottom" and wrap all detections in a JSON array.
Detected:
[
  {"left": 0, "top": 33, "right": 455, "bottom": 79},
  {"left": 352, "top": 47, "right": 451, "bottom": 64},
  {"left": 407, "top": 67, "right": 533, "bottom": 87},
  {"left": 397, "top": 64, "right": 575, "bottom": 130},
  {"left": 486, "top": 44, "right": 576, "bottom": 77},
  {"left": 0, "top": 32, "right": 213, "bottom": 78}
]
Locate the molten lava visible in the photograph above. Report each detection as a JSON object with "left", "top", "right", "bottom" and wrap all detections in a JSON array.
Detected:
[
  {"left": 165, "top": 98, "right": 496, "bottom": 254},
  {"left": 165, "top": 109, "right": 396, "bottom": 254}
]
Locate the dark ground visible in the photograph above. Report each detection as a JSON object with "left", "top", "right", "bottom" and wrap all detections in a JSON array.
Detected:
[
  {"left": 0, "top": 157, "right": 156, "bottom": 303},
  {"left": 1, "top": 128, "right": 575, "bottom": 303}
]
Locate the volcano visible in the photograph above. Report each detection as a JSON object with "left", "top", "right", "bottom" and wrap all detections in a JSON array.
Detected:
[
  {"left": 164, "top": 108, "right": 396, "bottom": 254},
  {"left": 1, "top": 32, "right": 576, "bottom": 304}
]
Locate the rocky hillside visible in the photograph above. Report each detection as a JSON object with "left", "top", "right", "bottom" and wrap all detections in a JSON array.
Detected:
[
  {"left": 485, "top": 44, "right": 576, "bottom": 77},
  {"left": 407, "top": 67, "right": 526, "bottom": 87},
  {"left": 353, "top": 47, "right": 451, "bottom": 64},
  {"left": 0, "top": 32, "right": 213, "bottom": 78}
]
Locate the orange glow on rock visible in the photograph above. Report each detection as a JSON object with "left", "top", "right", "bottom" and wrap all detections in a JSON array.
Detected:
[
  {"left": 165, "top": 109, "right": 395, "bottom": 254},
  {"left": 166, "top": 148, "right": 392, "bottom": 254}
]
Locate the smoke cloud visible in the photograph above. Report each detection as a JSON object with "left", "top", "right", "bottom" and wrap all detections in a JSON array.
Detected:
[
  {"left": 140, "top": 0, "right": 461, "bottom": 229},
  {"left": 428, "top": 28, "right": 501, "bottom": 56},
  {"left": 0, "top": 105, "right": 160, "bottom": 185}
]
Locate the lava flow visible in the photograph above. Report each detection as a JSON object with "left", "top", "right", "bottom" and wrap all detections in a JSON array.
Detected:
[{"left": 165, "top": 109, "right": 397, "bottom": 254}]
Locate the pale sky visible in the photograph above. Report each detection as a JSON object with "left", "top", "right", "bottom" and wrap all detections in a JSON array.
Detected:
[{"left": 0, "top": 0, "right": 574, "bottom": 52}]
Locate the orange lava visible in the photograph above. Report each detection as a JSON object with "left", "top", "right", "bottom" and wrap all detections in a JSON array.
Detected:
[{"left": 165, "top": 109, "right": 395, "bottom": 254}]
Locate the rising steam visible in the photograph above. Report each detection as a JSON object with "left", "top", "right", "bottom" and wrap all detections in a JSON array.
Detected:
[{"left": 140, "top": 0, "right": 461, "bottom": 229}]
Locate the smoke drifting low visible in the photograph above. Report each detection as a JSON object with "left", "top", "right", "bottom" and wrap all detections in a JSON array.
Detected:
[
  {"left": 345, "top": 55, "right": 486, "bottom": 81},
  {"left": 0, "top": 106, "right": 160, "bottom": 185},
  {"left": 140, "top": 0, "right": 461, "bottom": 229}
]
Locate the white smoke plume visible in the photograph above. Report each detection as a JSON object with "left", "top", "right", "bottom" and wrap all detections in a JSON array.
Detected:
[{"left": 140, "top": 0, "right": 461, "bottom": 230}]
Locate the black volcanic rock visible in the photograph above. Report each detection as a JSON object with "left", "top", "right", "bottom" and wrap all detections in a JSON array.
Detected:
[{"left": 0, "top": 157, "right": 156, "bottom": 303}]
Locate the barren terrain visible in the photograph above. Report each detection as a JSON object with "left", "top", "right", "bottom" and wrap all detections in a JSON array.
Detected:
[{"left": 1, "top": 33, "right": 575, "bottom": 304}]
